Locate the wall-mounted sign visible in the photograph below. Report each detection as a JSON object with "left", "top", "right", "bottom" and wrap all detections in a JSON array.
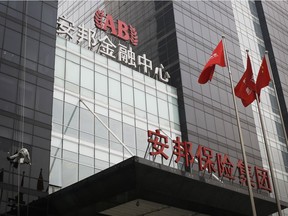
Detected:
[
  {"left": 147, "top": 129, "right": 272, "bottom": 193},
  {"left": 56, "top": 13, "right": 170, "bottom": 84},
  {"left": 94, "top": 10, "right": 138, "bottom": 46}
]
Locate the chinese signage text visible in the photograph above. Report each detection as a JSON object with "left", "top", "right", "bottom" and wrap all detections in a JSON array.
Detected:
[
  {"left": 56, "top": 13, "right": 170, "bottom": 83},
  {"left": 147, "top": 129, "right": 272, "bottom": 193}
]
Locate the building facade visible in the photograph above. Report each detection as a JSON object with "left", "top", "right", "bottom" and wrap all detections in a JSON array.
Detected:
[
  {"left": 0, "top": 0, "right": 288, "bottom": 216},
  {"left": 0, "top": 1, "right": 57, "bottom": 215}
]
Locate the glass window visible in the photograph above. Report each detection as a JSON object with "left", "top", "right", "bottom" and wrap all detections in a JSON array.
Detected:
[
  {"left": 110, "top": 153, "right": 123, "bottom": 164},
  {"left": 108, "top": 58, "right": 120, "bottom": 70},
  {"left": 109, "top": 70, "right": 120, "bottom": 80},
  {"left": 63, "top": 150, "right": 78, "bottom": 162},
  {"left": 81, "top": 58, "right": 94, "bottom": 69},
  {"left": 109, "top": 78, "right": 121, "bottom": 100},
  {"left": 62, "top": 161, "right": 78, "bottom": 187},
  {"left": 109, "top": 118, "right": 122, "bottom": 143},
  {"left": 95, "top": 73, "right": 107, "bottom": 96},
  {"left": 79, "top": 165, "right": 94, "bottom": 180},
  {"left": 3, "top": 28, "right": 21, "bottom": 55},
  {"left": 157, "top": 98, "right": 169, "bottom": 119},
  {"left": 0, "top": 74, "right": 18, "bottom": 102},
  {"left": 146, "top": 94, "right": 158, "bottom": 115},
  {"left": 121, "top": 64, "right": 132, "bottom": 77},
  {"left": 134, "top": 89, "right": 146, "bottom": 110},
  {"left": 122, "top": 83, "right": 134, "bottom": 106},
  {"left": 63, "top": 140, "right": 78, "bottom": 153},
  {"left": 67, "top": 52, "right": 80, "bottom": 64},
  {"left": 95, "top": 157, "right": 109, "bottom": 170},
  {"left": 136, "top": 128, "right": 147, "bottom": 151},
  {"left": 26, "top": 37, "right": 39, "bottom": 62},
  {"left": 39, "top": 42, "right": 55, "bottom": 67},
  {"left": 95, "top": 93, "right": 108, "bottom": 105},
  {"left": 64, "top": 103, "right": 79, "bottom": 129},
  {"left": 81, "top": 66, "right": 94, "bottom": 90},
  {"left": 42, "top": 2, "right": 56, "bottom": 26},
  {"left": 95, "top": 53, "right": 107, "bottom": 65},
  {"left": 49, "top": 158, "right": 62, "bottom": 186},
  {"left": 169, "top": 103, "right": 179, "bottom": 124},
  {"left": 95, "top": 114, "right": 108, "bottom": 139},
  {"left": 80, "top": 132, "right": 94, "bottom": 145},
  {"left": 35, "top": 87, "right": 53, "bottom": 114},
  {"left": 66, "top": 81, "right": 79, "bottom": 94},
  {"left": 67, "top": 41, "right": 80, "bottom": 53},
  {"left": 95, "top": 64, "right": 107, "bottom": 75},
  {"left": 123, "top": 123, "right": 136, "bottom": 149},
  {"left": 56, "top": 48, "right": 65, "bottom": 57},
  {"left": 79, "top": 145, "right": 94, "bottom": 157},
  {"left": 95, "top": 137, "right": 109, "bottom": 149},
  {"left": 80, "top": 108, "right": 94, "bottom": 134},
  {"left": 66, "top": 60, "right": 80, "bottom": 85},
  {"left": 55, "top": 56, "right": 65, "bottom": 79},
  {"left": 81, "top": 47, "right": 94, "bottom": 59},
  {"left": 52, "top": 98, "right": 63, "bottom": 124}
]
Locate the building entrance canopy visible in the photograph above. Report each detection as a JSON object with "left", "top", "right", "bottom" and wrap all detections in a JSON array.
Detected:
[{"left": 29, "top": 157, "right": 287, "bottom": 216}]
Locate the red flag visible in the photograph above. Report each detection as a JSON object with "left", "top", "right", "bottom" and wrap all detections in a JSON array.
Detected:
[
  {"left": 234, "top": 54, "right": 256, "bottom": 107},
  {"left": 198, "top": 40, "right": 226, "bottom": 84},
  {"left": 256, "top": 56, "right": 271, "bottom": 98}
]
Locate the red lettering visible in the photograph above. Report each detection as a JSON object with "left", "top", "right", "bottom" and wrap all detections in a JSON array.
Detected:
[
  {"left": 117, "top": 20, "right": 129, "bottom": 41},
  {"left": 103, "top": 14, "right": 117, "bottom": 36},
  {"left": 195, "top": 145, "right": 216, "bottom": 173}
]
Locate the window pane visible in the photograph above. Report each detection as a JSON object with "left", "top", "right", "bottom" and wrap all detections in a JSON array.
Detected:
[
  {"left": 134, "top": 88, "right": 145, "bottom": 110},
  {"left": 63, "top": 103, "right": 79, "bottom": 129},
  {"left": 146, "top": 94, "right": 157, "bottom": 115},
  {"left": 55, "top": 56, "right": 65, "bottom": 79},
  {"left": 49, "top": 158, "right": 62, "bottom": 186},
  {"left": 158, "top": 98, "right": 168, "bottom": 119},
  {"left": 122, "top": 83, "right": 133, "bottom": 105},
  {"left": 95, "top": 73, "right": 107, "bottom": 95},
  {"left": 52, "top": 98, "right": 63, "bottom": 124},
  {"left": 81, "top": 66, "right": 94, "bottom": 90},
  {"left": 80, "top": 108, "right": 94, "bottom": 134},
  {"left": 66, "top": 60, "right": 80, "bottom": 84},
  {"left": 62, "top": 161, "right": 78, "bottom": 187},
  {"left": 109, "top": 78, "right": 120, "bottom": 100},
  {"left": 79, "top": 165, "right": 94, "bottom": 181}
]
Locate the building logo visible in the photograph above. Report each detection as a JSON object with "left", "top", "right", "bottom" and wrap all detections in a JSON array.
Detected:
[{"left": 94, "top": 10, "right": 138, "bottom": 46}]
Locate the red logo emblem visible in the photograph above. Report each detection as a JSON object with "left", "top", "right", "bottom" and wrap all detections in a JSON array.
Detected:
[{"left": 94, "top": 10, "right": 138, "bottom": 46}]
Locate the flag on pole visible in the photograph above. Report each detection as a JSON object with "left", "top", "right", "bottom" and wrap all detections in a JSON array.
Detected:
[
  {"left": 234, "top": 54, "right": 256, "bottom": 107},
  {"left": 256, "top": 56, "right": 271, "bottom": 98},
  {"left": 198, "top": 40, "right": 226, "bottom": 84}
]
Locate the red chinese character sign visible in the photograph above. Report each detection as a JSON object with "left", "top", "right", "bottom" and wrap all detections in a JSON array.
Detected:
[
  {"left": 173, "top": 137, "right": 194, "bottom": 167},
  {"left": 147, "top": 130, "right": 169, "bottom": 160},
  {"left": 216, "top": 153, "right": 235, "bottom": 180},
  {"left": 255, "top": 166, "right": 272, "bottom": 192},
  {"left": 146, "top": 129, "right": 272, "bottom": 193},
  {"left": 94, "top": 10, "right": 138, "bottom": 46}
]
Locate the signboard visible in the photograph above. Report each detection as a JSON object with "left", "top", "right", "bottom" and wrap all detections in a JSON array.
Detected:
[
  {"left": 94, "top": 10, "right": 138, "bottom": 46},
  {"left": 56, "top": 10, "right": 170, "bottom": 83},
  {"left": 147, "top": 129, "right": 272, "bottom": 193}
]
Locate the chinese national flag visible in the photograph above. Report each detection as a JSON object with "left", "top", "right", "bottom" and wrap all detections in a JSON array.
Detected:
[
  {"left": 234, "top": 54, "right": 256, "bottom": 107},
  {"left": 198, "top": 40, "right": 226, "bottom": 84},
  {"left": 256, "top": 56, "right": 271, "bottom": 98}
]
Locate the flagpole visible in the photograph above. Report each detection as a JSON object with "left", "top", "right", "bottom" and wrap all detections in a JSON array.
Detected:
[
  {"left": 255, "top": 93, "right": 282, "bottom": 215},
  {"left": 264, "top": 51, "right": 288, "bottom": 148},
  {"left": 255, "top": 81, "right": 283, "bottom": 216},
  {"left": 222, "top": 36, "right": 257, "bottom": 216}
]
